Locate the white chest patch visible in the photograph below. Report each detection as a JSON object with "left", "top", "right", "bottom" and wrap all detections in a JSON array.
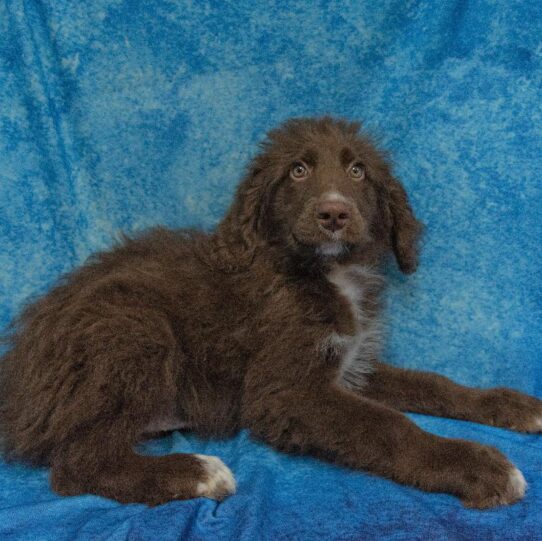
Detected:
[
  {"left": 326, "top": 265, "right": 382, "bottom": 390},
  {"left": 143, "top": 413, "right": 190, "bottom": 435}
]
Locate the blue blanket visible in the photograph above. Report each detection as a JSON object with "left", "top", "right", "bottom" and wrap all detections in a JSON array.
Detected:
[{"left": 1, "top": 0, "right": 541, "bottom": 539}]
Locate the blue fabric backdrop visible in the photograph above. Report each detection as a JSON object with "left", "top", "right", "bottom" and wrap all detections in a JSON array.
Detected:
[{"left": 0, "top": 0, "right": 541, "bottom": 539}]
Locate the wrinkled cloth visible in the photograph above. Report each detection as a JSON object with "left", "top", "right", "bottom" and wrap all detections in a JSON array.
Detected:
[{"left": 0, "top": 1, "right": 541, "bottom": 539}]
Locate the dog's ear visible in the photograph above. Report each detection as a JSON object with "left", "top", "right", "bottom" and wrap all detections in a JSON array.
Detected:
[
  {"left": 384, "top": 172, "right": 423, "bottom": 274},
  {"left": 206, "top": 160, "right": 280, "bottom": 272}
]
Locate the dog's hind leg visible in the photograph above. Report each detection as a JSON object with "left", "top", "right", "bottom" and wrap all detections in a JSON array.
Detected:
[
  {"left": 50, "top": 420, "right": 235, "bottom": 505},
  {"left": 40, "top": 309, "right": 235, "bottom": 505}
]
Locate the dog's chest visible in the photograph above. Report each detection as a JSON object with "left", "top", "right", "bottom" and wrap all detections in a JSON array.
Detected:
[{"left": 326, "top": 265, "right": 381, "bottom": 389}]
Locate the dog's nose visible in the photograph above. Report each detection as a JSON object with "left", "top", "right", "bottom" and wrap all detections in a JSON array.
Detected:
[{"left": 316, "top": 201, "right": 350, "bottom": 232}]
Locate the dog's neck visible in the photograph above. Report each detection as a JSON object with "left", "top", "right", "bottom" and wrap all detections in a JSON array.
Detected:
[{"left": 254, "top": 239, "right": 383, "bottom": 281}]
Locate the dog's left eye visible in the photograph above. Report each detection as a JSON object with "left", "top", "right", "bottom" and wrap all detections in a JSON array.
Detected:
[{"left": 349, "top": 163, "right": 365, "bottom": 180}]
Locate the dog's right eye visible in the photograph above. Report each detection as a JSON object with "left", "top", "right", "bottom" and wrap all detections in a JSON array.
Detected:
[{"left": 290, "top": 163, "right": 309, "bottom": 180}]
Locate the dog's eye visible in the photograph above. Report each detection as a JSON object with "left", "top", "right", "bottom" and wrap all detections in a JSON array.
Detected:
[
  {"left": 290, "top": 163, "right": 309, "bottom": 180},
  {"left": 349, "top": 163, "right": 365, "bottom": 180}
]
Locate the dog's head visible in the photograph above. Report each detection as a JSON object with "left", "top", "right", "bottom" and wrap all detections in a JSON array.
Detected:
[{"left": 213, "top": 117, "right": 422, "bottom": 273}]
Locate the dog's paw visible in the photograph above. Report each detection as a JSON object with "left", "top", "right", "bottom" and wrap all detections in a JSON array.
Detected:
[
  {"left": 195, "top": 455, "right": 236, "bottom": 501},
  {"left": 462, "top": 465, "right": 527, "bottom": 509},
  {"left": 456, "top": 442, "right": 527, "bottom": 509},
  {"left": 524, "top": 415, "right": 542, "bottom": 432},
  {"left": 478, "top": 388, "right": 542, "bottom": 433}
]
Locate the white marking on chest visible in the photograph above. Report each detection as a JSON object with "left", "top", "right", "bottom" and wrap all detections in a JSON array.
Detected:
[
  {"left": 326, "top": 265, "right": 382, "bottom": 390},
  {"left": 143, "top": 413, "right": 190, "bottom": 434}
]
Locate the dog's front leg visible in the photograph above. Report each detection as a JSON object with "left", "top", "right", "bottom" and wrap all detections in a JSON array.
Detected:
[
  {"left": 243, "top": 382, "right": 526, "bottom": 508},
  {"left": 362, "top": 362, "right": 542, "bottom": 433}
]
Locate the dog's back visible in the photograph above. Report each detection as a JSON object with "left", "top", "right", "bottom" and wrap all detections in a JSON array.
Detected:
[{"left": 0, "top": 228, "right": 246, "bottom": 464}]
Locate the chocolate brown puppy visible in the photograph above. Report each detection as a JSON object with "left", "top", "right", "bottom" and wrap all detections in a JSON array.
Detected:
[{"left": 1, "top": 117, "right": 541, "bottom": 508}]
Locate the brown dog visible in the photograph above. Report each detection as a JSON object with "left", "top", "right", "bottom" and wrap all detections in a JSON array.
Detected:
[{"left": 1, "top": 117, "right": 541, "bottom": 508}]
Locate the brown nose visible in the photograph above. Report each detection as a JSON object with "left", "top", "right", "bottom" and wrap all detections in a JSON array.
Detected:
[{"left": 316, "top": 201, "right": 350, "bottom": 232}]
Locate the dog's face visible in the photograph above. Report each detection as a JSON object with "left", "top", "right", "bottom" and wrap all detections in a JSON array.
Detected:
[
  {"left": 268, "top": 128, "right": 382, "bottom": 258},
  {"left": 217, "top": 117, "right": 422, "bottom": 274}
]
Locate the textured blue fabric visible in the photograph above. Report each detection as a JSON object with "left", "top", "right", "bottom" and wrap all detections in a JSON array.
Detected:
[{"left": 1, "top": 0, "right": 541, "bottom": 539}]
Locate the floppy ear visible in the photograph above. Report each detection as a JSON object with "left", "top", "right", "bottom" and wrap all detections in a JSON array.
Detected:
[
  {"left": 385, "top": 174, "right": 423, "bottom": 274},
  {"left": 206, "top": 162, "right": 280, "bottom": 272}
]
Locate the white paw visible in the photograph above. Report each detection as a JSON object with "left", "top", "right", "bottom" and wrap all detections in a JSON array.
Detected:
[
  {"left": 508, "top": 467, "right": 527, "bottom": 500},
  {"left": 195, "top": 455, "right": 236, "bottom": 500},
  {"left": 530, "top": 415, "right": 542, "bottom": 432}
]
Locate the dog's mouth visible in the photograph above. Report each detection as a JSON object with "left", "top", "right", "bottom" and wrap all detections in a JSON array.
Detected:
[
  {"left": 290, "top": 232, "right": 352, "bottom": 259},
  {"left": 317, "top": 224, "right": 345, "bottom": 241},
  {"left": 316, "top": 241, "right": 349, "bottom": 257},
  {"left": 290, "top": 202, "right": 369, "bottom": 257}
]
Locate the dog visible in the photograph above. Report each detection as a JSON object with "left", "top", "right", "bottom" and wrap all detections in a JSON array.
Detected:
[{"left": 1, "top": 117, "right": 540, "bottom": 508}]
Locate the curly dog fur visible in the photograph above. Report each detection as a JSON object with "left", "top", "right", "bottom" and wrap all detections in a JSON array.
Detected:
[{"left": 1, "top": 117, "right": 541, "bottom": 507}]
